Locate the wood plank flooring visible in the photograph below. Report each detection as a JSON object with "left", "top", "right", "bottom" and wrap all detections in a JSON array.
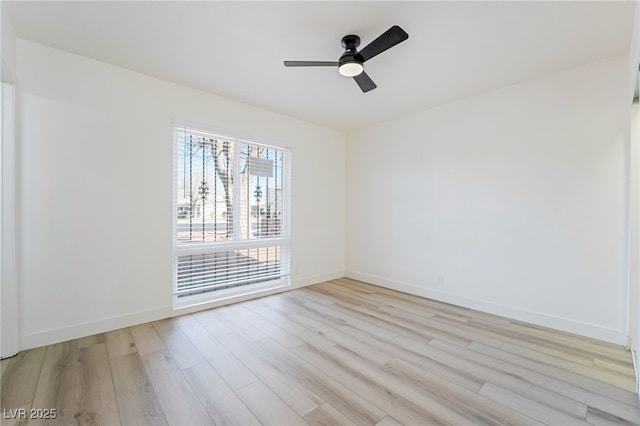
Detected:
[{"left": 2, "top": 278, "right": 639, "bottom": 425}]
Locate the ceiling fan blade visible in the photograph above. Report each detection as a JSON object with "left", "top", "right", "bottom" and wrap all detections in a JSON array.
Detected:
[
  {"left": 356, "top": 25, "right": 409, "bottom": 63},
  {"left": 353, "top": 71, "right": 377, "bottom": 93},
  {"left": 284, "top": 61, "right": 339, "bottom": 67}
]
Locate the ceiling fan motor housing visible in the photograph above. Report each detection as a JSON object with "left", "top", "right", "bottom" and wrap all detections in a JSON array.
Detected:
[
  {"left": 339, "top": 34, "right": 362, "bottom": 66},
  {"left": 338, "top": 34, "right": 364, "bottom": 77},
  {"left": 341, "top": 34, "right": 360, "bottom": 49}
]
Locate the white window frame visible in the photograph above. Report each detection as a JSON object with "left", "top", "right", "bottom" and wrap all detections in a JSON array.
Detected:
[
  {"left": 172, "top": 124, "right": 291, "bottom": 308},
  {"left": 1, "top": 60, "right": 18, "bottom": 358}
]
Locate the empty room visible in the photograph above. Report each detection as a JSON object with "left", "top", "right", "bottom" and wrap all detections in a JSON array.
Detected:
[{"left": 1, "top": 1, "right": 640, "bottom": 425}]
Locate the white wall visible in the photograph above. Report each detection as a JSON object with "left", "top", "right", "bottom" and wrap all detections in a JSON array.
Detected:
[
  {"left": 16, "top": 39, "right": 345, "bottom": 350},
  {"left": 1, "top": 2, "right": 16, "bottom": 78},
  {"left": 347, "top": 54, "right": 629, "bottom": 344},
  {"left": 629, "top": 2, "right": 639, "bottom": 102}
]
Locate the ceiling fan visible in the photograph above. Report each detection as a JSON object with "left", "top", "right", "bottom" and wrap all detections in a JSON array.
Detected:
[{"left": 284, "top": 25, "right": 409, "bottom": 93}]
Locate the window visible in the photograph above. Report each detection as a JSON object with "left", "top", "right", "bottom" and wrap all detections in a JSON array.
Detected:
[{"left": 173, "top": 125, "right": 290, "bottom": 307}]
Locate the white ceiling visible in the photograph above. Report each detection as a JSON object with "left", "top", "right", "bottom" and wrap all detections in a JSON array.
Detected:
[{"left": 5, "top": 1, "right": 636, "bottom": 131}]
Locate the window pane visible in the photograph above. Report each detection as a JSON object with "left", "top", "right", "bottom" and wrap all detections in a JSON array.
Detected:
[
  {"left": 175, "top": 246, "right": 285, "bottom": 297},
  {"left": 176, "top": 133, "right": 234, "bottom": 242},
  {"left": 238, "top": 143, "right": 285, "bottom": 240}
]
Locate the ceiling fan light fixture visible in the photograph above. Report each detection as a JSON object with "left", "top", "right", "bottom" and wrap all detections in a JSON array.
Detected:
[{"left": 338, "top": 61, "right": 364, "bottom": 77}]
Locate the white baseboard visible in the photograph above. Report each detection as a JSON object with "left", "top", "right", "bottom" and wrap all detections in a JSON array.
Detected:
[
  {"left": 293, "top": 270, "right": 345, "bottom": 288},
  {"left": 346, "top": 270, "right": 626, "bottom": 345},
  {"left": 20, "top": 305, "right": 172, "bottom": 350},
  {"left": 19, "top": 270, "right": 345, "bottom": 351}
]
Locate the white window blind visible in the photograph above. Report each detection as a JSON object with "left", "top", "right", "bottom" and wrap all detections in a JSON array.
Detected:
[{"left": 173, "top": 126, "right": 290, "bottom": 305}]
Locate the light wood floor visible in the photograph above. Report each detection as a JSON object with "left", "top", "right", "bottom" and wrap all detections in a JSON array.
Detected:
[{"left": 2, "top": 278, "right": 639, "bottom": 425}]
